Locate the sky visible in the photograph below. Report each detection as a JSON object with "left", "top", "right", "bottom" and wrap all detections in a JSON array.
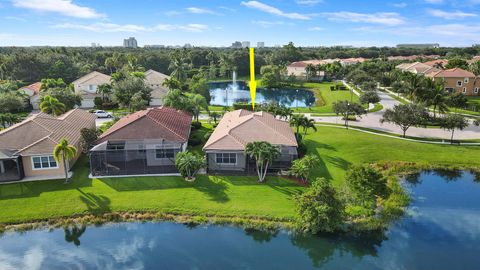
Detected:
[{"left": 0, "top": 0, "right": 479, "bottom": 47}]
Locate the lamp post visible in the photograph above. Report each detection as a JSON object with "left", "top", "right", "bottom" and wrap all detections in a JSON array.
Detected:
[{"left": 296, "top": 89, "right": 299, "bottom": 108}]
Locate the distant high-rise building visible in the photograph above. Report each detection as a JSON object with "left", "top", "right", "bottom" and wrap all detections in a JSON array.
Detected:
[
  {"left": 184, "top": 43, "right": 192, "bottom": 48},
  {"left": 257, "top": 42, "right": 265, "bottom": 48},
  {"left": 231, "top": 41, "right": 242, "bottom": 48},
  {"left": 91, "top": 43, "right": 97, "bottom": 48},
  {"left": 123, "top": 37, "right": 138, "bottom": 48},
  {"left": 396, "top": 43, "right": 440, "bottom": 49},
  {"left": 242, "top": 41, "right": 250, "bottom": 48}
]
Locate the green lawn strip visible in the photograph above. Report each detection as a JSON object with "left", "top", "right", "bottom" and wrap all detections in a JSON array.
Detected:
[{"left": 303, "top": 126, "right": 480, "bottom": 188}]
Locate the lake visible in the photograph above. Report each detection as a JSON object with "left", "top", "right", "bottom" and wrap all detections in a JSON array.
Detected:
[
  {"left": 209, "top": 81, "right": 316, "bottom": 108},
  {"left": 0, "top": 170, "right": 479, "bottom": 269}
]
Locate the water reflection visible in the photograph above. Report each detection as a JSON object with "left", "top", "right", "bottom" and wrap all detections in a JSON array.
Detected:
[
  {"left": 209, "top": 81, "right": 315, "bottom": 108},
  {"left": 64, "top": 225, "right": 86, "bottom": 246},
  {"left": 244, "top": 228, "right": 278, "bottom": 243}
]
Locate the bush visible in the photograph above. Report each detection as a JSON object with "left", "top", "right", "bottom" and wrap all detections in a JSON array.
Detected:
[
  {"left": 297, "top": 141, "right": 308, "bottom": 157},
  {"left": 101, "top": 102, "right": 118, "bottom": 110},
  {"left": 188, "top": 136, "right": 202, "bottom": 146},
  {"left": 94, "top": 97, "right": 103, "bottom": 108},
  {"left": 233, "top": 102, "right": 254, "bottom": 110},
  {"left": 330, "top": 86, "right": 335, "bottom": 91},
  {"left": 344, "top": 165, "right": 388, "bottom": 210},
  {"left": 191, "top": 121, "right": 202, "bottom": 130},
  {"left": 295, "top": 178, "right": 344, "bottom": 234}
]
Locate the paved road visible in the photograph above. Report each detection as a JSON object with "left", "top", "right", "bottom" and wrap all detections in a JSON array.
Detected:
[{"left": 308, "top": 91, "right": 480, "bottom": 140}]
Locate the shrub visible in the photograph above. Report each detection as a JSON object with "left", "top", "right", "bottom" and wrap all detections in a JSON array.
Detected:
[
  {"left": 344, "top": 165, "right": 388, "bottom": 210},
  {"left": 191, "top": 121, "right": 202, "bottom": 130},
  {"left": 175, "top": 151, "right": 206, "bottom": 181},
  {"left": 297, "top": 141, "right": 307, "bottom": 157},
  {"left": 101, "top": 102, "right": 118, "bottom": 110},
  {"left": 295, "top": 178, "right": 344, "bottom": 234},
  {"left": 330, "top": 86, "right": 335, "bottom": 91},
  {"left": 188, "top": 137, "right": 202, "bottom": 146},
  {"left": 289, "top": 155, "right": 320, "bottom": 184},
  {"left": 233, "top": 102, "right": 254, "bottom": 110},
  {"left": 94, "top": 97, "right": 103, "bottom": 108}
]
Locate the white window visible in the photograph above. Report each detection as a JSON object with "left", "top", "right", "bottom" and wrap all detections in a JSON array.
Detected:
[
  {"left": 457, "top": 80, "right": 462, "bottom": 87},
  {"left": 32, "top": 155, "right": 58, "bottom": 170},
  {"left": 465, "top": 77, "right": 469, "bottom": 84},
  {"left": 88, "top": 84, "right": 97, "bottom": 92},
  {"left": 475, "top": 88, "right": 479, "bottom": 93},
  {"left": 463, "top": 87, "right": 467, "bottom": 93},
  {"left": 216, "top": 153, "right": 237, "bottom": 165},
  {"left": 155, "top": 147, "right": 175, "bottom": 159}
]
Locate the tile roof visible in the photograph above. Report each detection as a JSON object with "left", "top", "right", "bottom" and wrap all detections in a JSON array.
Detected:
[
  {"left": 0, "top": 109, "right": 96, "bottom": 155},
  {"left": 97, "top": 107, "right": 192, "bottom": 143},
  {"left": 203, "top": 110, "right": 297, "bottom": 151},
  {"left": 19, "top": 82, "right": 42, "bottom": 95},
  {"left": 423, "top": 59, "right": 448, "bottom": 67},
  {"left": 427, "top": 68, "right": 476, "bottom": 78},
  {"left": 72, "top": 71, "right": 111, "bottom": 85},
  {"left": 144, "top": 69, "right": 170, "bottom": 99}
]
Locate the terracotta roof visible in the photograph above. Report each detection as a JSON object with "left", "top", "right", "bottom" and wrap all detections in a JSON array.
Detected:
[
  {"left": 427, "top": 68, "right": 475, "bottom": 78},
  {"left": 0, "top": 109, "right": 96, "bottom": 155},
  {"left": 19, "top": 82, "right": 42, "bottom": 95},
  {"left": 288, "top": 61, "right": 308, "bottom": 68},
  {"left": 423, "top": 59, "right": 448, "bottom": 67},
  {"left": 97, "top": 107, "right": 192, "bottom": 143},
  {"left": 203, "top": 110, "right": 297, "bottom": 151},
  {"left": 72, "top": 71, "right": 111, "bottom": 85}
]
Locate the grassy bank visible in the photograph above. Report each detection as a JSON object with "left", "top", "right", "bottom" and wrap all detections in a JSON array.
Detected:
[{"left": 0, "top": 126, "right": 479, "bottom": 226}]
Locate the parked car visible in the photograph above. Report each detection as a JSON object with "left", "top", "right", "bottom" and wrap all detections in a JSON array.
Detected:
[{"left": 93, "top": 110, "right": 113, "bottom": 118}]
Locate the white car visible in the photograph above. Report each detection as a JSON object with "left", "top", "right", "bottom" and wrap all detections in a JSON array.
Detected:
[{"left": 93, "top": 110, "right": 113, "bottom": 118}]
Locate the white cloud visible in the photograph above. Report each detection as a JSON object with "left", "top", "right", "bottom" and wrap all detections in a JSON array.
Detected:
[
  {"left": 241, "top": 1, "right": 311, "bottom": 20},
  {"left": 3, "top": 16, "right": 26, "bottom": 21},
  {"left": 12, "top": 0, "right": 104, "bottom": 19},
  {"left": 424, "top": 0, "right": 443, "bottom": 4},
  {"left": 252, "top": 20, "right": 290, "bottom": 28},
  {"left": 427, "top": 9, "right": 477, "bottom": 19},
  {"left": 296, "top": 0, "right": 323, "bottom": 6},
  {"left": 53, "top": 22, "right": 209, "bottom": 33},
  {"left": 53, "top": 23, "right": 148, "bottom": 33},
  {"left": 185, "top": 7, "right": 215, "bottom": 14},
  {"left": 393, "top": 2, "right": 408, "bottom": 8},
  {"left": 324, "top": 11, "right": 405, "bottom": 26},
  {"left": 218, "top": 6, "right": 236, "bottom": 12},
  {"left": 308, "top": 26, "right": 324, "bottom": 31}
]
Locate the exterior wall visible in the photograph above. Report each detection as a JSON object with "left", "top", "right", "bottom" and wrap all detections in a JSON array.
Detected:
[
  {"left": 287, "top": 66, "right": 306, "bottom": 76},
  {"left": 81, "top": 98, "right": 95, "bottom": 108},
  {"left": 434, "top": 77, "right": 480, "bottom": 96},
  {"left": 149, "top": 98, "right": 163, "bottom": 106},
  {"left": 22, "top": 155, "right": 65, "bottom": 178},
  {"left": 30, "top": 95, "right": 41, "bottom": 110},
  {"left": 206, "top": 151, "right": 246, "bottom": 172}
]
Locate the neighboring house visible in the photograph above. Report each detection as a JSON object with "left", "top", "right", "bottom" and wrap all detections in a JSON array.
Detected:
[
  {"left": 468, "top": 56, "right": 480, "bottom": 65},
  {"left": 396, "top": 62, "right": 440, "bottom": 75},
  {"left": 203, "top": 110, "right": 298, "bottom": 173},
  {"left": 287, "top": 60, "right": 326, "bottom": 78},
  {"left": 144, "top": 69, "right": 170, "bottom": 106},
  {"left": 72, "top": 71, "right": 111, "bottom": 108},
  {"left": 423, "top": 59, "right": 449, "bottom": 68},
  {"left": 89, "top": 107, "right": 192, "bottom": 177},
  {"left": 18, "top": 82, "right": 42, "bottom": 110},
  {"left": 0, "top": 109, "right": 96, "bottom": 182},
  {"left": 427, "top": 68, "right": 480, "bottom": 96}
]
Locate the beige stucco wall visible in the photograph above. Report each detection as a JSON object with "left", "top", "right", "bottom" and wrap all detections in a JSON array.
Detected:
[
  {"left": 435, "top": 76, "right": 480, "bottom": 96},
  {"left": 21, "top": 145, "right": 83, "bottom": 178}
]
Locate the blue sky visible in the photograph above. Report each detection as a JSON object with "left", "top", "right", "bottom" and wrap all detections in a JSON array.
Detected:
[{"left": 0, "top": 0, "right": 479, "bottom": 47}]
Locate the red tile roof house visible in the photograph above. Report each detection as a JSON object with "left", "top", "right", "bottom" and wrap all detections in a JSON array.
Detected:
[
  {"left": 89, "top": 107, "right": 192, "bottom": 177},
  {"left": 202, "top": 110, "right": 298, "bottom": 174},
  {"left": 18, "top": 82, "right": 42, "bottom": 110},
  {"left": 0, "top": 109, "right": 96, "bottom": 182}
]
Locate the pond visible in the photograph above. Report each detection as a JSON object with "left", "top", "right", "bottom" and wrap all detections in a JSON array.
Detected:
[
  {"left": 1, "top": 170, "right": 480, "bottom": 269},
  {"left": 209, "top": 81, "right": 316, "bottom": 108}
]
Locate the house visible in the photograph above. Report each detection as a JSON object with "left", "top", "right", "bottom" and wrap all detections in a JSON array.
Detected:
[
  {"left": 18, "top": 82, "right": 42, "bottom": 110},
  {"left": 89, "top": 107, "right": 192, "bottom": 177},
  {"left": 427, "top": 68, "right": 479, "bottom": 96},
  {"left": 396, "top": 62, "right": 440, "bottom": 75},
  {"left": 144, "top": 69, "right": 170, "bottom": 106},
  {"left": 286, "top": 60, "right": 326, "bottom": 77},
  {"left": 72, "top": 71, "right": 111, "bottom": 108},
  {"left": 0, "top": 109, "right": 96, "bottom": 182},
  {"left": 203, "top": 110, "right": 298, "bottom": 173},
  {"left": 423, "top": 59, "right": 449, "bottom": 68}
]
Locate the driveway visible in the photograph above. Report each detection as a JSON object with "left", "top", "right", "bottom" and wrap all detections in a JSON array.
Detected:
[
  {"left": 308, "top": 91, "right": 480, "bottom": 140},
  {"left": 95, "top": 117, "right": 113, "bottom": 128}
]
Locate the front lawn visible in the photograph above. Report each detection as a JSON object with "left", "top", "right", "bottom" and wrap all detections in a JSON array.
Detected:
[{"left": 0, "top": 126, "right": 479, "bottom": 225}]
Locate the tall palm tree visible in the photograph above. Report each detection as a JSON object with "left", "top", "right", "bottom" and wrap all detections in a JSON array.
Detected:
[
  {"left": 245, "top": 141, "right": 280, "bottom": 183},
  {"left": 424, "top": 80, "right": 449, "bottom": 118},
  {"left": 403, "top": 73, "right": 425, "bottom": 101},
  {"left": 190, "top": 94, "right": 208, "bottom": 122},
  {"left": 289, "top": 115, "right": 306, "bottom": 136},
  {"left": 40, "top": 95, "right": 66, "bottom": 116},
  {"left": 53, "top": 138, "right": 77, "bottom": 184},
  {"left": 305, "top": 64, "right": 316, "bottom": 81},
  {"left": 97, "top": 83, "right": 112, "bottom": 102},
  {"left": 303, "top": 118, "right": 317, "bottom": 135}
]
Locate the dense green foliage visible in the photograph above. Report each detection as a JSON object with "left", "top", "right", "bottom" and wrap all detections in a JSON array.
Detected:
[
  {"left": 381, "top": 103, "right": 430, "bottom": 137},
  {"left": 245, "top": 141, "right": 281, "bottom": 182},
  {"left": 79, "top": 128, "right": 101, "bottom": 154},
  {"left": 332, "top": 101, "right": 365, "bottom": 127},
  {"left": 175, "top": 151, "right": 207, "bottom": 181}
]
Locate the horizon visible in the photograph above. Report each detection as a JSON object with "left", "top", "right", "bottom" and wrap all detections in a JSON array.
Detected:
[{"left": 0, "top": 0, "right": 479, "bottom": 47}]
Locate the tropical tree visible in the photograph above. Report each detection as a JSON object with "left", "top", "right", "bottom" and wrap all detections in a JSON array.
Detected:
[
  {"left": 79, "top": 127, "right": 101, "bottom": 154},
  {"left": 447, "top": 92, "right": 468, "bottom": 112},
  {"left": 303, "top": 118, "right": 317, "bottom": 135},
  {"left": 403, "top": 72, "right": 425, "bottom": 101},
  {"left": 112, "top": 76, "right": 152, "bottom": 111},
  {"left": 289, "top": 114, "right": 306, "bottom": 136},
  {"left": 423, "top": 81, "right": 449, "bottom": 118},
  {"left": 53, "top": 138, "right": 77, "bottom": 184},
  {"left": 380, "top": 103, "right": 429, "bottom": 137},
  {"left": 190, "top": 94, "right": 208, "bottom": 122},
  {"left": 289, "top": 155, "right": 320, "bottom": 184},
  {"left": 305, "top": 64, "right": 316, "bottom": 81},
  {"left": 359, "top": 91, "right": 380, "bottom": 105},
  {"left": 97, "top": 83, "right": 113, "bottom": 102},
  {"left": 295, "top": 178, "right": 344, "bottom": 233},
  {"left": 169, "top": 49, "right": 191, "bottom": 82},
  {"left": 344, "top": 165, "right": 388, "bottom": 212},
  {"left": 332, "top": 101, "right": 365, "bottom": 128},
  {"left": 0, "top": 113, "right": 20, "bottom": 128},
  {"left": 64, "top": 225, "right": 86, "bottom": 246},
  {"left": 0, "top": 92, "right": 25, "bottom": 113},
  {"left": 209, "top": 111, "right": 221, "bottom": 124},
  {"left": 40, "top": 95, "right": 66, "bottom": 116},
  {"left": 175, "top": 151, "right": 206, "bottom": 181},
  {"left": 245, "top": 141, "right": 281, "bottom": 183},
  {"left": 440, "top": 114, "right": 469, "bottom": 144}
]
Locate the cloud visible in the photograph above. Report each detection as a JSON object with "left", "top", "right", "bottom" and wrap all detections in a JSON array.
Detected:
[
  {"left": 218, "top": 6, "right": 236, "bottom": 12},
  {"left": 12, "top": 0, "right": 104, "bottom": 19},
  {"left": 324, "top": 11, "right": 405, "bottom": 26},
  {"left": 251, "top": 20, "right": 291, "bottom": 28},
  {"left": 3, "top": 16, "right": 26, "bottom": 21},
  {"left": 308, "top": 26, "right": 324, "bottom": 31},
  {"left": 53, "top": 22, "right": 209, "bottom": 33},
  {"left": 427, "top": 9, "right": 477, "bottom": 19},
  {"left": 393, "top": 2, "right": 408, "bottom": 8},
  {"left": 185, "top": 7, "right": 215, "bottom": 14},
  {"left": 241, "top": 1, "right": 311, "bottom": 20},
  {"left": 296, "top": 0, "right": 323, "bottom": 5},
  {"left": 424, "top": 0, "right": 443, "bottom": 4}
]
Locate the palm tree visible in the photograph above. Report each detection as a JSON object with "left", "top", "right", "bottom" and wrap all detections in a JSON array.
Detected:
[
  {"left": 64, "top": 225, "right": 86, "bottom": 246},
  {"left": 175, "top": 151, "right": 206, "bottom": 181},
  {"left": 40, "top": 95, "right": 66, "bottom": 116},
  {"left": 190, "top": 94, "right": 208, "bottom": 122},
  {"left": 289, "top": 115, "right": 306, "bottom": 136},
  {"left": 403, "top": 73, "right": 425, "bottom": 101},
  {"left": 305, "top": 64, "right": 316, "bottom": 81},
  {"left": 303, "top": 118, "right": 317, "bottom": 135},
  {"left": 425, "top": 81, "right": 449, "bottom": 118},
  {"left": 53, "top": 138, "right": 77, "bottom": 184},
  {"left": 169, "top": 50, "right": 191, "bottom": 82},
  {"left": 97, "top": 83, "right": 112, "bottom": 102},
  {"left": 209, "top": 111, "right": 221, "bottom": 124},
  {"left": 245, "top": 141, "right": 280, "bottom": 183}
]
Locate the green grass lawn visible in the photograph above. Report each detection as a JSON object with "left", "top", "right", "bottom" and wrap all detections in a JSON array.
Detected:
[{"left": 1, "top": 126, "right": 479, "bottom": 224}]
